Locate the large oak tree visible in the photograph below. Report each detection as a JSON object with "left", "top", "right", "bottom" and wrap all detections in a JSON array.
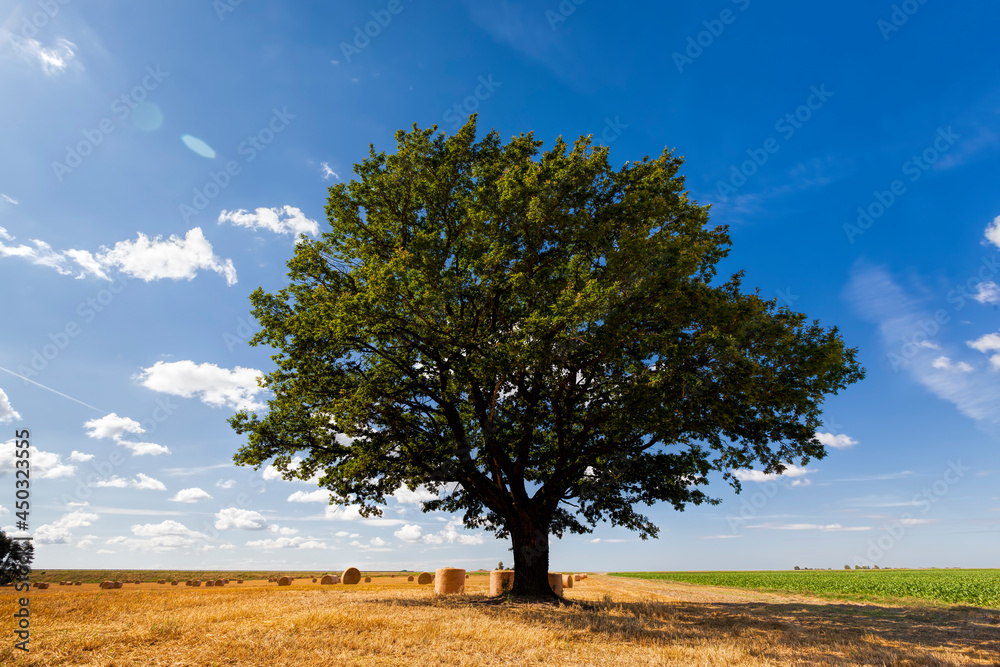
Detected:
[{"left": 229, "top": 117, "right": 864, "bottom": 597}]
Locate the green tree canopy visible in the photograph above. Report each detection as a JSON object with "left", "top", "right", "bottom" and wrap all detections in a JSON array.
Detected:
[
  {"left": 0, "top": 529, "right": 33, "bottom": 587},
  {"left": 230, "top": 117, "right": 864, "bottom": 597}
]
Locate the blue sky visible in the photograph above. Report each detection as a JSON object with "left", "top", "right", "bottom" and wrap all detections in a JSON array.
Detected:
[{"left": 1, "top": 0, "right": 998, "bottom": 573}]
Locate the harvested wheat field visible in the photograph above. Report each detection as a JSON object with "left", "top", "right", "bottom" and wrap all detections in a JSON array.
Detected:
[{"left": 2, "top": 573, "right": 998, "bottom": 665}]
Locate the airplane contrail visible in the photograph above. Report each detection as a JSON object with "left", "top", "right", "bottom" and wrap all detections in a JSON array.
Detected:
[{"left": 0, "top": 365, "right": 104, "bottom": 413}]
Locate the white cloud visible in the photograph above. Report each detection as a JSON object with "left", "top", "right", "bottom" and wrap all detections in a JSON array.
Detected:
[
  {"left": 9, "top": 34, "right": 80, "bottom": 75},
  {"left": 986, "top": 216, "right": 1000, "bottom": 249},
  {"left": 967, "top": 332, "right": 1000, "bottom": 370},
  {"left": 262, "top": 457, "right": 322, "bottom": 484},
  {"left": 69, "top": 450, "right": 95, "bottom": 462},
  {"left": 215, "top": 507, "right": 268, "bottom": 530},
  {"left": 218, "top": 206, "right": 319, "bottom": 238},
  {"left": 1, "top": 194, "right": 19, "bottom": 206},
  {"left": 590, "top": 538, "right": 628, "bottom": 543},
  {"left": 814, "top": 432, "right": 858, "bottom": 450},
  {"left": 131, "top": 520, "right": 208, "bottom": 539},
  {"left": 0, "top": 227, "right": 234, "bottom": 284},
  {"left": 216, "top": 479, "right": 236, "bottom": 489},
  {"left": 932, "top": 356, "right": 975, "bottom": 373},
  {"left": 245, "top": 536, "right": 328, "bottom": 550},
  {"left": 320, "top": 163, "right": 339, "bottom": 180},
  {"left": 394, "top": 524, "right": 424, "bottom": 542},
  {"left": 972, "top": 281, "right": 1000, "bottom": 305},
  {"left": 83, "top": 413, "right": 169, "bottom": 456},
  {"left": 134, "top": 360, "right": 266, "bottom": 411},
  {"left": 370, "top": 537, "right": 388, "bottom": 547},
  {"left": 97, "top": 227, "right": 236, "bottom": 285},
  {"left": 733, "top": 464, "right": 813, "bottom": 482},
  {"left": 392, "top": 518, "right": 483, "bottom": 545},
  {"left": 268, "top": 524, "right": 299, "bottom": 536},
  {"left": 0, "top": 388, "right": 21, "bottom": 422},
  {"left": 325, "top": 504, "right": 363, "bottom": 521},
  {"left": 323, "top": 504, "right": 405, "bottom": 526},
  {"left": 35, "top": 510, "right": 99, "bottom": 544},
  {"left": 103, "top": 520, "right": 212, "bottom": 551},
  {"left": 335, "top": 530, "right": 350, "bottom": 537},
  {"left": 0, "top": 440, "right": 76, "bottom": 478},
  {"left": 287, "top": 489, "right": 330, "bottom": 503},
  {"left": 93, "top": 473, "right": 165, "bottom": 490},
  {"left": 170, "top": 487, "right": 212, "bottom": 503},
  {"left": 134, "top": 473, "right": 166, "bottom": 490},
  {"left": 392, "top": 485, "right": 439, "bottom": 505}
]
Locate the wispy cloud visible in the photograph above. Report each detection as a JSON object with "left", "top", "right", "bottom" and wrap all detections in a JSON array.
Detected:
[
  {"left": 8, "top": 34, "right": 81, "bottom": 75},
  {"left": 847, "top": 262, "right": 1000, "bottom": 423},
  {"left": 747, "top": 522, "right": 871, "bottom": 532},
  {"left": 320, "top": 162, "right": 339, "bottom": 180},
  {"left": 1, "top": 194, "right": 18, "bottom": 205}
]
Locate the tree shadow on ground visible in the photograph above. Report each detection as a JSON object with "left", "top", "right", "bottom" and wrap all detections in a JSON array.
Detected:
[{"left": 389, "top": 595, "right": 1000, "bottom": 664}]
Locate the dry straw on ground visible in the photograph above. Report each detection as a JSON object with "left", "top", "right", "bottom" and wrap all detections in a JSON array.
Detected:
[
  {"left": 417, "top": 572, "right": 433, "bottom": 585},
  {"left": 342, "top": 568, "right": 362, "bottom": 585},
  {"left": 277, "top": 576, "right": 292, "bottom": 586},
  {"left": 3, "top": 573, "right": 998, "bottom": 666},
  {"left": 489, "top": 570, "right": 515, "bottom": 596},
  {"left": 435, "top": 568, "right": 466, "bottom": 595}
]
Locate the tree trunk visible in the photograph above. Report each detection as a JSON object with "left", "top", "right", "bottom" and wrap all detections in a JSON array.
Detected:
[{"left": 510, "top": 513, "right": 558, "bottom": 598}]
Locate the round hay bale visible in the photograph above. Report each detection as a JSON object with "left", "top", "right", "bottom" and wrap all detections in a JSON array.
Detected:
[
  {"left": 574, "top": 574, "right": 582, "bottom": 581},
  {"left": 114, "top": 581, "right": 123, "bottom": 589},
  {"left": 407, "top": 575, "right": 414, "bottom": 582},
  {"left": 363, "top": 577, "right": 371, "bottom": 583},
  {"left": 237, "top": 580, "right": 243, "bottom": 584},
  {"left": 36, "top": 582, "right": 49, "bottom": 590},
  {"left": 341, "top": 567, "right": 362, "bottom": 585},
  {"left": 74, "top": 581, "right": 82, "bottom": 586},
  {"left": 320, "top": 574, "right": 337, "bottom": 585},
  {"left": 99, "top": 581, "right": 113, "bottom": 589},
  {"left": 434, "top": 568, "right": 466, "bottom": 595},
  {"left": 223, "top": 579, "right": 229, "bottom": 584},
  {"left": 489, "top": 570, "right": 515, "bottom": 596},
  {"left": 171, "top": 580, "right": 179, "bottom": 585},
  {"left": 547, "top": 573, "right": 563, "bottom": 596},
  {"left": 417, "top": 572, "right": 433, "bottom": 585},
  {"left": 191, "top": 580, "right": 201, "bottom": 587},
  {"left": 563, "top": 574, "right": 573, "bottom": 589},
  {"left": 206, "top": 581, "right": 214, "bottom": 587},
  {"left": 312, "top": 578, "right": 317, "bottom": 583},
  {"left": 465, "top": 574, "right": 470, "bottom": 579},
  {"left": 214, "top": 579, "right": 224, "bottom": 587},
  {"left": 157, "top": 579, "right": 166, "bottom": 584},
  {"left": 277, "top": 576, "right": 292, "bottom": 586}
]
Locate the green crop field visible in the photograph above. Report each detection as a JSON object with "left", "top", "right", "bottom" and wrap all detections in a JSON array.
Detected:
[{"left": 610, "top": 569, "right": 1000, "bottom": 608}]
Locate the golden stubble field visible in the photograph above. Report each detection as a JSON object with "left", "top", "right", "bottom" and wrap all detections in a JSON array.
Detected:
[{"left": 1, "top": 573, "right": 998, "bottom": 666}]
